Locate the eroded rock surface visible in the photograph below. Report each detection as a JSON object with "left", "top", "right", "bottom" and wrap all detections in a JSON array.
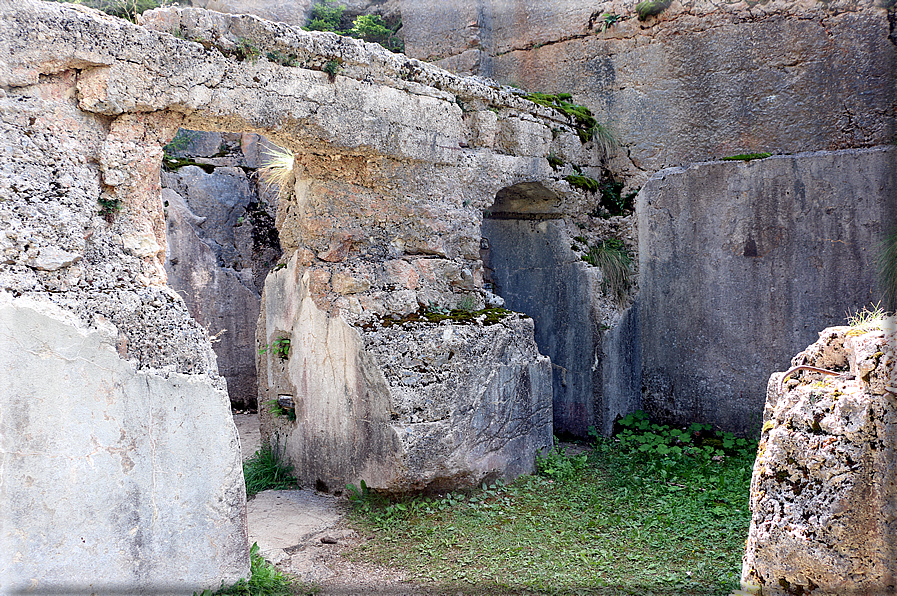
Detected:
[
  {"left": 258, "top": 255, "right": 553, "bottom": 493},
  {"left": 163, "top": 132, "right": 282, "bottom": 409},
  {"left": 742, "top": 318, "right": 897, "bottom": 595}
]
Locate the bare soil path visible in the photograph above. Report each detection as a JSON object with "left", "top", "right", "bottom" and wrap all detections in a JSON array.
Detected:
[{"left": 234, "top": 413, "right": 446, "bottom": 595}]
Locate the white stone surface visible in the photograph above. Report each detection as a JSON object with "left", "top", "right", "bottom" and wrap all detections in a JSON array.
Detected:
[{"left": 0, "top": 293, "right": 249, "bottom": 595}]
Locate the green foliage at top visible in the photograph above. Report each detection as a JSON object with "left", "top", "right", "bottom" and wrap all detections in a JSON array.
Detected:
[
  {"left": 635, "top": 0, "right": 672, "bottom": 20},
  {"left": 198, "top": 543, "right": 317, "bottom": 596},
  {"left": 720, "top": 152, "right": 772, "bottom": 162},
  {"left": 52, "top": 0, "right": 169, "bottom": 22},
  {"left": 304, "top": 2, "right": 404, "bottom": 52},
  {"left": 243, "top": 445, "right": 298, "bottom": 498},
  {"left": 878, "top": 231, "right": 897, "bottom": 311},
  {"left": 304, "top": 0, "right": 345, "bottom": 32},
  {"left": 582, "top": 237, "right": 633, "bottom": 305},
  {"left": 346, "top": 413, "right": 758, "bottom": 595}
]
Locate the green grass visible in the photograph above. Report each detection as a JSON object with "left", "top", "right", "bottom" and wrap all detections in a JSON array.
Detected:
[
  {"left": 345, "top": 413, "right": 757, "bottom": 595},
  {"left": 198, "top": 543, "right": 319, "bottom": 596},
  {"left": 583, "top": 238, "right": 633, "bottom": 306},
  {"left": 243, "top": 445, "right": 299, "bottom": 498}
]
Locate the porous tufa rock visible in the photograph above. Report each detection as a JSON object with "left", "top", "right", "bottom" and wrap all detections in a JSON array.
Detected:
[{"left": 741, "top": 317, "right": 897, "bottom": 595}]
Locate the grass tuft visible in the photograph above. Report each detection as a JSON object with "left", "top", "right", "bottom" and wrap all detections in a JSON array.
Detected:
[
  {"left": 583, "top": 238, "right": 633, "bottom": 306},
  {"left": 198, "top": 542, "right": 319, "bottom": 596},
  {"left": 846, "top": 302, "right": 889, "bottom": 331},
  {"left": 258, "top": 145, "right": 296, "bottom": 200},
  {"left": 243, "top": 444, "right": 298, "bottom": 498},
  {"left": 345, "top": 412, "right": 757, "bottom": 595}
]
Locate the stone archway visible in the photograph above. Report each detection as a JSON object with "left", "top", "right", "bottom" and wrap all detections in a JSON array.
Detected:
[{"left": 480, "top": 182, "right": 602, "bottom": 439}]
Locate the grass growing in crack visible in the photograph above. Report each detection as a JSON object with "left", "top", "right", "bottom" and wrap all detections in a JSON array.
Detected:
[
  {"left": 345, "top": 413, "right": 757, "bottom": 595},
  {"left": 243, "top": 445, "right": 298, "bottom": 498},
  {"left": 583, "top": 238, "right": 633, "bottom": 306},
  {"left": 198, "top": 543, "right": 319, "bottom": 596},
  {"left": 846, "top": 302, "right": 889, "bottom": 331}
]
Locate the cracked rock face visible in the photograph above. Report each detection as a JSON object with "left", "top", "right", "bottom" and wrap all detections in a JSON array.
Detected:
[
  {"left": 163, "top": 131, "right": 282, "bottom": 409},
  {"left": 741, "top": 318, "right": 897, "bottom": 595},
  {"left": 402, "top": 0, "right": 897, "bottom": 174}
]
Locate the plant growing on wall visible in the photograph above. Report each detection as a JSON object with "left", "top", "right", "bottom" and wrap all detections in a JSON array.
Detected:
[
  {"left": 258, "top": 145, "right": 295, "bottom": 199},
  {"left": 259, "top": 336, "right": 291, "bottom": 359},
  {"left": 525, "top": 92, "right": 617, "bottom": 151},
  {"left": 582, "top": 238, "right": 633, "bottom": 305},
  {"left": 635, "top": 0, "right": 671, "bottom": 20},
  {"left": 98, "top": 196, "right": 122, "bottom": 222}
]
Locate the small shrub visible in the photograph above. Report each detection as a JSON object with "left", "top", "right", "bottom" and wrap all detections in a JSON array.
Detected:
[
  {"left": 98, "top": 196, "right": 122, "bottom": 222},
  {"left": 304, "top": 0, "right": 345, "bottom": 32},
  {"left": 265, "top": 398, "right": 296, "bottom": 422},
  {"left": 236, "top": 37, "right": 260, "bottom": 62},
  {"left": 243, "top": 444, "right": 298, "bottom": 497},
  {"left": 635, "top": 0, "right": 672, "bottom": 20},
  {"left": 258, "top": 336, "right": 290, "bottom": 360},
  {"left": 322, "top": 59, "right": 340, "bottom": 82},
  {"left": 582, "top": 237, "right": 632, "bottom": 305},
  {"left": 597, "top": 12, "right": 625, "bottom": 32}
]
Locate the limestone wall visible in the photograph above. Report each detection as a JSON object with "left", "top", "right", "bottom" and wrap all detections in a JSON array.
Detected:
[
  {"left": 163, "top": 131, "right": 282, "bottom": 410},
  {"left": 402, "top": 0, "right": 897, "bottom": 176},
  {"left": 0, "top": 295, "right": 247, "bottom": 594},
  {"left": 629, "top": 147, "right": 897, "bottom": 432},
  {"left": 742, "top": 317, "right": 897, "bottom": 595}
]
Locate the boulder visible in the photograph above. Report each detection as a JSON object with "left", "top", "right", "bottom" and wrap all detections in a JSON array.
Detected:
[
  {"left": 0, "top": 293, "right": 249, "bottom": 594},
  {"left": 257, "top": 254, "right": 553, "bottom": 493},
  {"left": 741, "top": 316, "right": 897, "bottom": 595}
]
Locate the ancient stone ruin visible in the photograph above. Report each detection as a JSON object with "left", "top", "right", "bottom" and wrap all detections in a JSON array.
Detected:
[{"left": 1, "top": 0, "right": 895, "bottom": 592}]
